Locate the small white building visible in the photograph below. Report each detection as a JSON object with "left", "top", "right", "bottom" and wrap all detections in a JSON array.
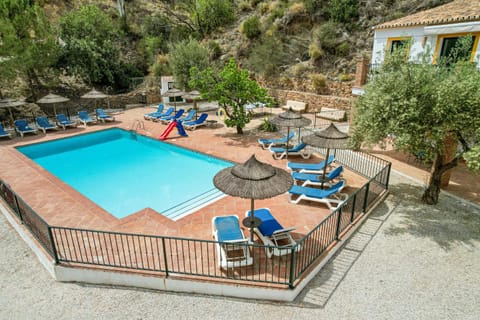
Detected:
[
  {"left": 160, "top": 76, "right": 184, "bottom": 105},
  {"left": 371, "top": 0, "right": 480, "bottom": 67}
]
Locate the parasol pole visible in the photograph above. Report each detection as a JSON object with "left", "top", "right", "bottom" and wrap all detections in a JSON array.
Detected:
[
  {"left": 250, "top": 198, "right": 255, "bottom": 243},
  {"left": 321, "top": 148, "right": 331, "bottom": 189},
  {"left": 286, "top": 126, "right": 291, "bottom": 159},
  {"left": 8, "top": 108, "right": 14, "bottom": 125}
]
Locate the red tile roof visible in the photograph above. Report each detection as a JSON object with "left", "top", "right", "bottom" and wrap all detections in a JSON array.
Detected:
[{"left": 375, "top": 0, "right": 480, "bottom": 30}]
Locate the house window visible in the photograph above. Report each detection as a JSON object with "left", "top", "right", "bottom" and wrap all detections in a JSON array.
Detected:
[
  {"left": 434, "top": 33, "right": 479, "bottom": 64},
  {"left": 387, "top": 37, "right": 411, "bottom": 54}
]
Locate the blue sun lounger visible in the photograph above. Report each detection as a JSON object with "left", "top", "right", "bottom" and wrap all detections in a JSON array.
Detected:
[
  {"left": 96, "top": 108, "right": 115, "bottom": 122},
  {"left": 269, "top": 142, "right": 312, "bottom": 160},
  {"left": 14, "top": 119, "right": 37, "bottom": 137},
  {"left": 56, "top": 114, "right": 77, "bottom": 130},
  {"left": 287, "top": 155, "right": 336, "bottom": 173},
  {"left": 183, "top": 113, "right": 208, "bottom": 130},
  {"left": 143, "top": 104, "right": 164, "bottom": 120},
  {"left": 178, "top": 109, "right": 196, "bottom": 123},
  {"left": 288, "top": 181, "right": 348, "bottom": 209},
  {"left": 245, "top": 208, "right": 300, "bottom": 258},
  {"left": 0, "top": 124, "right": 12, "bottom": 139},
  {"left": 258, "top": 131, "right": 295, "bottom": 149},
  {"left": 212, "top": 215, "right": 253, "bottom": 269},
  {"left": 78, "top": 111, "right": 97, "bottom": 126},
  {"left": 159, "top": 109, "right": 185, "bottom": 124},
  {"left": 36, "top": 116, "right": 58, "bottom": 134},
  {"left": 151, "top": 107, "right": 174, "bottom": 121},
  {"left": 292, "top": 165, "right": 344, "bottom": 187}
]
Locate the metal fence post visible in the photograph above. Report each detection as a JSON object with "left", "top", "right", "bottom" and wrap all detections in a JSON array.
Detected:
[
  {"left": 385, "top": 163, "right": 392, "bottom": 189},
  {"left": 362, "top": 182, "right": 370, "bottom": 213},
  {"left": 47, "top": 227, "right": 59, "bottom": 264},
  {"left": 335, "top": 207, "right": 343, "bottom": 240},
  {"left": 14, "top": 194, "right": 23, "bottom": 222},
  {"left": 288, "top": 245, "right": 296, "bottom": 289},
  {"left": 350, "top": 194, "right": 357, "bottom": 223},
  {"left": 161, "top": 237, "right": 169, "bottom": 276}
]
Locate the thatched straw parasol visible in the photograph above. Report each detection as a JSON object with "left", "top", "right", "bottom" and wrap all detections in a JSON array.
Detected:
[
  {"left": 81, "top": 89, "right": 108, "bottom": 118},
  {"left": 214, "top": 154, "right": 293, "bottom": 242},
  {"left": 183, "top": 90, "right": 201, "bottom": 119},
  {"left": 0, "top": 98, "right": 26, "bottom": 124},
  {"left": 269, "top": 108, "right": 312, "bottom": 159},
  {"left": 302, "top": 122, "right": 349, "bottom": 187},
  {"left": 37, "top": 93, "right": 70, "bottom": 115},
  {"left": 163, "top": 88, "right": 185, "bottom": 112}
]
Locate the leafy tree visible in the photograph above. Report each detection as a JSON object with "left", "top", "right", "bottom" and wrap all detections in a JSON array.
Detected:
[
  {"left": 0, "top": 0, "right": 59, "bottom": 98},
  {"left": 169, "top": 38, "right": 209, "bottom": 89},
  {"left": 190, "top": 58, "right": 271, "bottom": 134},
  {"left": 58, "top": 5, "right": 121, "bottom": 86},
  {"left": 352, "top": 49, "right": 480, "bottom": 204}
]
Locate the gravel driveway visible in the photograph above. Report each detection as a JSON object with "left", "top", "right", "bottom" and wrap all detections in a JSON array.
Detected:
[{"left": 1, "top": 172, "right": 479, "bottom": 320}]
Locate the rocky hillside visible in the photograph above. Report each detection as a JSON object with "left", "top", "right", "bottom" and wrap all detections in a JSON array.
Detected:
[{"left": 22, "top": 0, "right": 455, "bottom": 96}]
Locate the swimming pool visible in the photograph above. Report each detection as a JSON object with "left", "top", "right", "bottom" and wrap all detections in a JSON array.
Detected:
[{"left": 17, "top": 128, "right": 232, "bottom": 220}]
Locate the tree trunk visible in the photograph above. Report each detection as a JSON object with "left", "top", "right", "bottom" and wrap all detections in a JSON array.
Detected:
[
  {"left": 421, "top": 151, "right": 459, "bottom": 205},
  {"left": 236, "top": 125, "right": 243, "bottom": 134},
  {"left": 421, "top": 155, "right": 443, "bottom": 204}
]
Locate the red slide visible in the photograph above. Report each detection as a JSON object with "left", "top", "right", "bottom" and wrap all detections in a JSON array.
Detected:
[{"left": 159, "top": 121, "right": 177, "bottom": 140}]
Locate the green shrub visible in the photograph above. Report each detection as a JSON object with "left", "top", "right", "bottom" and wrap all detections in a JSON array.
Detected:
[
  {"left": 246, "top": 36, "right": 288, "bottom": 77},
  {"left": 303, "top": 0, "right": 322, "bottom": 15},
  {"left": 207, "top": 40, "right": 222, "bottom": 60},
  {"left": 310, "top": 73, "right": 327, "bottom": 94},
  {"left": 194, "top": 0, "right": 235, "bottom": 35},
  {"left": 260, "top": 118, "right": 277, "bottom": 132},
  {"left": 313, "top": 21, "right": 339, "bottom": 54},
  {"left": 237, "top": 0, "right": 252, "bottom": 11},
  {"left": 308, "top": 43, "right": 324, "bottom": 60},
  {"left": 240, "top": 15, "right": 262, "bottom": 39},
  {"left": 335, "top": 41, "right": 350, "bottom": 56},
  {"left": 150, "top": 55, "right": 170, "bottom": 77},
  {"left": 258, "top": 2, "right": 269, "bottom": 14},
  {"left": 338, "top": 73, "right": 354, "bottom": 81},
  {"left": 287, "top": 2, "right": 305, "bottom": 16},
  {"left": 291, "top": 63, "right": 309, "bottom": 77},
  {"left": 328, "top": 0, "right": 359, "bottom": 24},
  {"left": 142, "top": 14, "right": 171, "bottom": 38}
]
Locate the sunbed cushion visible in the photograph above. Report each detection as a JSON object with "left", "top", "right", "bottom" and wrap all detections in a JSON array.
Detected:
[
  {"left": 214, "top": 216, "right": 243, "bottom": 242},
  {"left": 289, "top": 181, "right": 344, "bottom": 197},
  {"left": 251, "top": 208, "right": 283, "bottom": 237}
]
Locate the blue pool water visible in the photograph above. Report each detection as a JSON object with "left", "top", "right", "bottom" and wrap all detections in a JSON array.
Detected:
[{"left": 17, "top": 128, "right": 231, "bottom": 219}]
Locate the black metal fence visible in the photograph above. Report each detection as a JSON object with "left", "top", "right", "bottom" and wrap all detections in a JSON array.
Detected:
[{"left": 0, "top": 150, "right": 390, "bottom": 288}]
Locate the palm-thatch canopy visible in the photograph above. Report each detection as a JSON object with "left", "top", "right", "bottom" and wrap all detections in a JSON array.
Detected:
[
  {"left": 269, "top": 108, "right": 312, "bottom": 128},
  {"left": 301, "top": 123, "right": 349, "bottom": 149},
  {"left": 37, "top": 93, "right": 70, "bottom": 104},
  {"left": 81, "top": 89, "right": 108, "bottom": 99}
]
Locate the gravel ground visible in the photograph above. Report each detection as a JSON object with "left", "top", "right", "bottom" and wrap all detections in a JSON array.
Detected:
[{"left": 1, "top": 172, "right": 479, "bottom": 320}]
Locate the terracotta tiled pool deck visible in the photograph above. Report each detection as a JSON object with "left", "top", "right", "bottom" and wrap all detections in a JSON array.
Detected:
[
  {"left": 2, "top": 105, "right": 477, "bottom": 294},
  {"left": 0, "top": 106, "right": 368, "bottom": 243}
]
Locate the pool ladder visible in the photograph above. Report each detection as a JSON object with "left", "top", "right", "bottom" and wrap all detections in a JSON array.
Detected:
[{"left": 129, "top": 119, "right": 146, "bottom": 139}]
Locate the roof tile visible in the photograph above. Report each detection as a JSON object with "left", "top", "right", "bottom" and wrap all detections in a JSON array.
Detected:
[{"left": 375, "top": 0, "right": 480, "bottom": 30}]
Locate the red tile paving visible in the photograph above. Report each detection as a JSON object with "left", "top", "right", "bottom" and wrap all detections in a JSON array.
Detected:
[
  {"left": 0, "top": 107, "right": 366, "bottom": 243},
  {"left": 6, "top": 105, "right": 475, "bottom": 287}
]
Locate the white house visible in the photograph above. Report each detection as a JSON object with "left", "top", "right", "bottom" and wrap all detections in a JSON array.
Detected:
[
  {"left": 371, "top": 0, "right": 480, "bottom": 67},
  {"left": 352, "top": 0, "right": 480, "bottom": 95}
]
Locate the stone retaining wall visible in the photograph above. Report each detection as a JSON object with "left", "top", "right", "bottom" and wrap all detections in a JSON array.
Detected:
[{"left": 268, "top": 89, "right": 354, "bottom": 113}]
